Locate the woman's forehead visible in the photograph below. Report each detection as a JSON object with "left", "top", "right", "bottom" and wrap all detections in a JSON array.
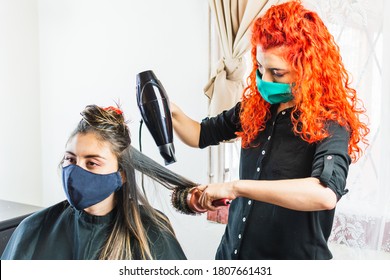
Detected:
[
  {"left": 256, "top": 46, "right": 290, "bottom": 68},
  {"left": 66, "top": 133, "right": 113, "bottom": 156}
]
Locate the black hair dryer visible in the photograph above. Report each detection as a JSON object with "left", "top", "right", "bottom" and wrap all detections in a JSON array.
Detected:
[{"left": 136, "top": 70, "right": 176, "bottom": 165}]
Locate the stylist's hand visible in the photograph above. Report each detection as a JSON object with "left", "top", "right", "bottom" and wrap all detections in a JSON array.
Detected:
[{"left": 197, "top": 181, "right": 238, "bottom": 211}]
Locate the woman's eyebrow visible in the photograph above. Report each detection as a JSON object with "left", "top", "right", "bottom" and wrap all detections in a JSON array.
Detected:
[
  {"left": 84, "top": 155, "right": 107, "bottom": 160},
  {"left": 270, "top": 68, "right": 289, "bottom": 72},
  {"left": 256, "top": 61, "right": 287, "bottom": 71},
  {"left": 64, "top": 151, "right": 107, "bottom": 160}
]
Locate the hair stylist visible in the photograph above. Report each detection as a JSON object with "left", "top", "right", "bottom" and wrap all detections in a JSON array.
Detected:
[{"left": 170, "top": 1, "right": 369, "bottom": 260}]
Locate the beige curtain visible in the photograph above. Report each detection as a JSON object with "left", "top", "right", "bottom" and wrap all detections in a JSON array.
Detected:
[{"left": 205, "top": 0, "right": 281, "bottom": 117}]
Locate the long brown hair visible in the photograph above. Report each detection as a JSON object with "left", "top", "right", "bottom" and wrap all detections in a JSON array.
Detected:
[{"left": 65, "top": 104, "right": 197, "bottom": 259}]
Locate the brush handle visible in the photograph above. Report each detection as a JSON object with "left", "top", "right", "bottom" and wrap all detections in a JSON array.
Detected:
[
  {"left": 187, "top": 188, "right": 230, "bottom": 213},
  {"left": 212, "top": 198, "right": 231, "bottom": 207}
]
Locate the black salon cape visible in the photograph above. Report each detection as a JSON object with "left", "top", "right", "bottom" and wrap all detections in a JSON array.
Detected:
[{"left": 1, "top": 200, "right": 186, "bottom": 260}]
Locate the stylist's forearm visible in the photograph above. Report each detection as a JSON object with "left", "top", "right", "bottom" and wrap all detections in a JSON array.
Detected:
[
  {"left": 233, "top": 178, "right": 336, "bottom": 211},
  {"left": 171, "top": 103, "right": 201, "bottom": 148}
]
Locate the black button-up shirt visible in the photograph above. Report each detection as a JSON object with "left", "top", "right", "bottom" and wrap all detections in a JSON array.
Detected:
[{"left": 199, "top": 102, "right": 351, "bottom": 260}]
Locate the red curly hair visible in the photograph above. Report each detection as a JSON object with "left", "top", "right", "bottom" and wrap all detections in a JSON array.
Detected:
[{"left": 237, "top": 0, "right": 369, "bottom": 162}]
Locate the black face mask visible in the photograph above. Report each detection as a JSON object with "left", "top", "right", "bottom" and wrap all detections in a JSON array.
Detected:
[{"left": 62, "top": 165, "right": 122, "bottom": 210}]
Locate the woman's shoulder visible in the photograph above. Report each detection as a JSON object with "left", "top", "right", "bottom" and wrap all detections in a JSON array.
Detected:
[
  {"left": 324, "top": 120, "right": 351, "bottom": 138},
  {"left": 21, "top": 200, "right": 70, "bottom": 225},
  {"left": 7, "top": 201, "right": 70, "bottom": 242},
  {"left": 1, "top": 201, "right": 71, "bottom": 259}
]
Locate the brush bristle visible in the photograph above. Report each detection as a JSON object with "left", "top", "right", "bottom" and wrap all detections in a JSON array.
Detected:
[{"left": 171, "top": 188, "right": 198, "bottom": 215}]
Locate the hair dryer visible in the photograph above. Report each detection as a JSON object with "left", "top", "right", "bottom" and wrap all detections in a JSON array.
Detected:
[{"left": 136, "top": 70, "right": 176, "bottom": 165}]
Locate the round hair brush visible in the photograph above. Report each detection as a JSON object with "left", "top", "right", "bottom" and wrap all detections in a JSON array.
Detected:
[{"left": 171, "top": 187, "right": 231, "bottom": 215}]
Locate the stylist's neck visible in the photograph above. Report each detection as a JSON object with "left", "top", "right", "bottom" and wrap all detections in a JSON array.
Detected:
[
  {"left": 84, "top": 193, "right": 116, "bottom": 216},
  {"left": 277, "top": 100, "right": 295, "bottom": 113}
]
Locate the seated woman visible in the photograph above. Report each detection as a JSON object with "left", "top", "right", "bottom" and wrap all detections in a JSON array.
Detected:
[{"left": 1, "top": 104, "right": 198, "bottom": 260}]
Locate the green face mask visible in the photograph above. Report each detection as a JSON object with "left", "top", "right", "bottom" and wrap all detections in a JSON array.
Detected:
[{"left": 256, "top": 70, "right": 293, "bottom": 104}]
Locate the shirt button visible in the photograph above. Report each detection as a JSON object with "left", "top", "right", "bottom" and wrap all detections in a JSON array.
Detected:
[
  {"left": 234, "top": 249, "right": 238, "bottom": 255},
  {"left": 261, "top": 150, "right": 265, "bottom": 155},
  {"left": 242, "top": 217, "right": 246, "bottom": 222},
  {"left": 327, "top": 155, "right": 333, "bottom": 160},
  {"left": 248, "top": 200, "right": 252, "bottom": 205},
  {"left": 267, "top": 136, "right": 271, "bottom": 140},
  {"left": 256, "top": 167, "right": 260, "bottom": 172},
  {"left": 238, "top": 234, "right": 242, "bottom": 239}
]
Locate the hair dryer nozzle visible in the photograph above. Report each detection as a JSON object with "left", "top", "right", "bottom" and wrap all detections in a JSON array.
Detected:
[
  {"left": 136, "top": 70, "right": 176, "bottom": 165},
  {"left": 158, "top": 143, "right": 176, "bottom": 165}
]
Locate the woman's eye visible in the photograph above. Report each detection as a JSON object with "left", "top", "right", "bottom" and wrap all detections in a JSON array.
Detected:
[
  {"left": 62, "top": 156, "right": 75, "bottom": 167},
  {"left": 272, "top": 71, "right": 285, "bottom": 78},
  {"left": 64, "top": 157, "right": 73, "bottom": 162},
  {"left": 87, "top": 161, "right": 99, "bottom": 167}
]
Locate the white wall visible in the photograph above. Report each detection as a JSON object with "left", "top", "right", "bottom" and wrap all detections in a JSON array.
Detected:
[
  {"left": 1, "top": 0, "right": 225, "bottom": 259},
  {"left": 0, "top": 0, "right": 42, "bottom": 206}
]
